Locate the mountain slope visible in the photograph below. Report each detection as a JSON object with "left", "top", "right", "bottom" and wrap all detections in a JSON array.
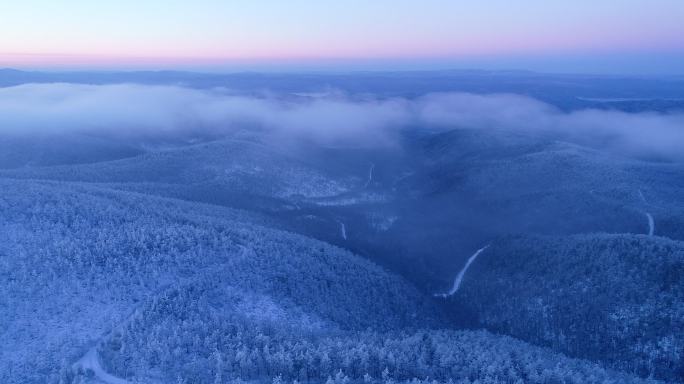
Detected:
[
  {"left": 455, "top": 234, "right": 684, "bottom": 380},
  {"left": 98, "top": 279, "right": 654, "bottom": 384},
  {"left": 0, "top": 178, "right": 441, "bottom": 384}
]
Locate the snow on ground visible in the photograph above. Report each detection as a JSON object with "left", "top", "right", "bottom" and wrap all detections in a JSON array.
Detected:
[
  {"left": 363, "top": 163, "right": 375, "bottom": 188},
  {"left": 646, "top": 212, "right": 655, "bottom": 236},
  {"left": 338, "top": 221, "right": 347, "bottom": 240},
  {"left": 435, "top": 245, "right": 490, "bottom": 298},
  {"left": 314, "top": 193, "right": 386, "bottom": 206},
  {"left": 74, "top": 347, "right": 131, "bottom": 384}
]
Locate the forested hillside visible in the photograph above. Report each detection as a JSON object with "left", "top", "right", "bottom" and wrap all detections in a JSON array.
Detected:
[
  {"left": 3, "top": 178, "right": 655, "bottom": 384},
  {"left": 1, "top": 73, "right": 683, "bottom": 383},
  {"left": 0, "top": 179, "right": 442, "bottom": 383},
  {"left": 98, "top": 278, "right": 653, "bottom": 384},
  {"left": 456, "top": 234, "right": 684, "bottom": 381},
  {"left": 0, "top": 138, "right": 374, "bottom": 198}
]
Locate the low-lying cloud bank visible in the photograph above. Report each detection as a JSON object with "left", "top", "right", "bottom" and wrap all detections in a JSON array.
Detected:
[
  {"left": 1, "top": 83, "right": 683, "bottom": 160},
  {"left": 0, "top": 83, "right": 410, "bottom": 147},
  {"left": 419, "top": 93, "right": 684, "bottom": 161}
]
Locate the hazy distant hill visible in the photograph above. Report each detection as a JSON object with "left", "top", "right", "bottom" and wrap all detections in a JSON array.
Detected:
[{"left": 3, "top": 68, "right": 684, "bottom": 111}]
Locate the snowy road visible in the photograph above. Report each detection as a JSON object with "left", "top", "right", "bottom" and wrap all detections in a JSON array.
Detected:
[
  {"left": 638, "top": 189, "right": 655, "bottom": 236},
  {"left": 638, "top": 189, "right": 647, "bottom": 205},
  {"left": 74, "top": 347, "right": 131, "bottom": 384},
  {"left": 363, "top": 163, "right": 375, "bottom": 188},
  {"left": 435, "top": 245, "right": 490, "bottom": 298},
  {"left": 70, "top": 246, "right": 253, "bottom": 383},
  {"left": 338, "top": 221, "right": 347, "bottom": 240},
  {"left": 646, "top": 212, "right": 655, "bottom": 236}
]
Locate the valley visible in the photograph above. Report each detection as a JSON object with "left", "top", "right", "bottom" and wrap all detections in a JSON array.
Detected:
[{"left": 1, "top": 71, "right": 683, "bottom": 383}]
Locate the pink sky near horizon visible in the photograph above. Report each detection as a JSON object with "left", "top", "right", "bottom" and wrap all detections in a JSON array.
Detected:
[{"left": 1, "top": 0, "right": 683, "bottom": 73}]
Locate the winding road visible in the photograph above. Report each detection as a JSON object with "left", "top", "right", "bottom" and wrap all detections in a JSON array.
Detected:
[
  {"left": 435, "top": 245, "right": 490, "bottom": 298},
  {"left": 363, "top": 163, "right": 375, "bottom": 188},
  {"left": 338, "top": 221, "right": 347, "bottom": 240},
  {"left": 646, "top": 212, "right": 655, "bottom": 236},
  {"left": 74, "top": 347, "right": 131, "bottom": 384},
  {"left": 71, "top": 246, "right": 253, "bottom": 383},
  {"left": 638, "top": 189, "right": 648, "bottom": 205},
  {"left": 638, "top": 189, "right": 655, "bottom": 236}
]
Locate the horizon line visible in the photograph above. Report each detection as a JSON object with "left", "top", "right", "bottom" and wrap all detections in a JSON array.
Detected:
[{"left": 1, "top": 66, "right": 683, "bottom": 79}]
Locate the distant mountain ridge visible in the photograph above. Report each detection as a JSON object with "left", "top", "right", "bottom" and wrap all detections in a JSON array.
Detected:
[{"left": 2, "top": 68, "right": 684, "bottom": 111}]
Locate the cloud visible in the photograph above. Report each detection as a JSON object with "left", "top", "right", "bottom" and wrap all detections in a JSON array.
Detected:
[
  {"left": 1, "top": 83, "right": 683, "bottom": 160},
  {"left": 415, "top": 93, "right": 684, "bottom": 160},
  {"left": 0, "top": 83, "right": 410, "bottom": 147}
]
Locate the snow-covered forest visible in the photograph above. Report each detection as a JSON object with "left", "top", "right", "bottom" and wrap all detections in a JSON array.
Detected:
[{"left": 1, "top": 70, "right": 684, "bottom": 383}]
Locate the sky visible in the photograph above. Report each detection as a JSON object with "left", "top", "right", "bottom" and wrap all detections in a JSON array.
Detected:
[{"left": 1, "top": 0, "right": 684, "bottom": 74}]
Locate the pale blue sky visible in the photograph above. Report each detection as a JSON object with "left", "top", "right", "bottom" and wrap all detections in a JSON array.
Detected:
[{"left": 1, "top": 0, "right": 683, "bottom": 73}]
